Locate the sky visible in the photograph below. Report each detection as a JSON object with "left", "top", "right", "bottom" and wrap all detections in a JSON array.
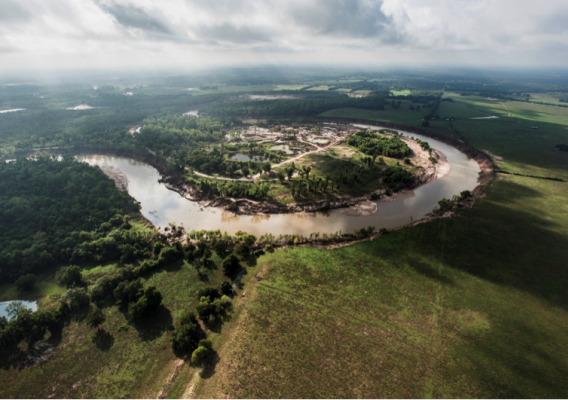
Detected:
[{"left": 1, "top": 0, "right": 567, "bottom": 72}]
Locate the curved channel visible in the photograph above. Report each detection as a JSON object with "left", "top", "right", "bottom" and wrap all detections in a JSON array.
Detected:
[{"left": 77, "top": 125, "right": 480, "bottom": 236}]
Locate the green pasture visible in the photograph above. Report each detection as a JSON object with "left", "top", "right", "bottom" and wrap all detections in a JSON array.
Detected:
[
  {"left": 274, "top": 85, "right": 309, "bottom": 91},
  {"left": 307, "top": 85, "right": 331, "bottom": 91},
  {"left": 0, "top": 250, "right": 241, "bottom": 398},
  {"left": 319, "top": 105, "right": 425, "bottom": 126},
  {"left": 195, "top": 175, "right": 568, "bottom": 398}
]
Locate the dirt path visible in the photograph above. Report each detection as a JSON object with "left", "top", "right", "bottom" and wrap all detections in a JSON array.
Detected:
[
  {"left": 190, "top": 138, "right": 341, "bottom": 182},
  {"left": 500, "top": 102, "right": 512, "bottom": 116}
]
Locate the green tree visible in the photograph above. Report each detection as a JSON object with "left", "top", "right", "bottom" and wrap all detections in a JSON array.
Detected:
[
  {"left": 171, "top": 322, "right": 203, "bottom": 355},
  {"left": 191, "top": 346, "right": 210, "bottom": 365},
  {"left": 15, "top": 274, "right": 36, "bottom": 293},
  {"left": 86, "top": 306, "right": 105, "bottom": 331},
  {"left": 60, "top": 266, "right": 83, "bottom": 288},
  {"left": 221, "top": 254, "right": 241, "bottom": 277},
  {"left": 262, "top": 162, "right": 271, "bottom": 174}
]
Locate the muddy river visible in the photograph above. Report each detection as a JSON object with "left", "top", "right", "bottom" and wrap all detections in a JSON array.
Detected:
[{"left": 77, "top": 125, "right": 479, "bottom": 236}]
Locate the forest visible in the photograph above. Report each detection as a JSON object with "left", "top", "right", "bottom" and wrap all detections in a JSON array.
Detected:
[
  {"left": 347, "top": 131, "right": 411, "bottom": 158},
  {"left": 203, "top": 91, "right": 388, "bottom": 118},
  {"left": 0, "top": 157, "right": 138, "bottom": 282}
]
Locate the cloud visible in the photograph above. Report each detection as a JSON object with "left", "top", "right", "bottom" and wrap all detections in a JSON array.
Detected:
[
  {"left": 196, "top": 23, "right": 274, "bottom": 45},
  {"left": 1, "top": 0, "right": 568, "bottom": 70},
  {"left": 288, "top": 0, "right": 393, "bottom": 38},
  {"left": 0, "top": 0, "right": 32, "bottom": 22},
  {"left": 99, "top": 3, "right": 173, "bottom": 35}
]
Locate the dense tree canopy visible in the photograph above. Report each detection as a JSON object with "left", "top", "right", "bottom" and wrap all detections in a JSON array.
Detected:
[{"left": 0, "top": 157, "right": 137, "bottom": 282}]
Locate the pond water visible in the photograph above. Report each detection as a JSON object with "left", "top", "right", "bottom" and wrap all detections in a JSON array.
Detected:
[
  {"left": 269, "top": 145, "right": 295, "bottom": 155},
  {"left": 0, "top": 108, "right": 26, "bottom": 114},
  {"left": 230, "top": 154, "right": 265, "bottom": 162},
  {"left": 183, "top": 110, "right": 199, "bottom": 117},
  {"left": 307, "top": 137, "right": 329, "bottom": 145},
  {"left": 0, "top": 300, "right": 37, "bottom": 319},
  {"left": 77, "top": 124, "right": 479, "bottom": 236}
]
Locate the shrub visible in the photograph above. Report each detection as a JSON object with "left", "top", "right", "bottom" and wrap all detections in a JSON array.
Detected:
[
  {"left": 213, "top": 240, "right": 229, "bottom": 256},
  {"left": 460, "top": 190, "right": 472, "bottom": 200},
  {"left": 129, "top": 286, "right": 162, "bottom": 320},
  {"left": 180, "top": 311, "right": 198, "bottom": 326},
  {"left": 60, "top": 266, "right": 83, "bottom": 288},
  {"left": 197, "top": 287, "right": 221, "bottom": 301},
  {"left": 437, "top": 198, "right": 453, "bottom": 212},
  {"left": 222, "top": 254, "right": 241, "bottom": 277},
  {"left": 191, "top": 346, "right": 210, "bottom": 365},
  {"left": 91, "top": 275, "right": 119, "bottom": 301},
  {"left": 15, "top": 274, "right": 35, "bottom": 293},
  {"left": 171, "top": 322, "right": 203, "bottom": 354},
  {"left": 86, "top": 306, "right": 105, "bottom": 330},
  {"left": 114, "top": 279, "right": 143, "bottom": 305},
  {"left": 63, "top": 288, "right": 90, "bottom": 312},
  {"left": 219, "top": 281, "right": 233, "bottom": 295}
]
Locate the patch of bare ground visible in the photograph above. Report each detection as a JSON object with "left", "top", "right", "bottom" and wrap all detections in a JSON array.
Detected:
[
  {"left": 96, "top": 164, "right": 129, "bottom": 191},
  {"left": 157, "top": 359, "right": 184, "bottom": 399}
]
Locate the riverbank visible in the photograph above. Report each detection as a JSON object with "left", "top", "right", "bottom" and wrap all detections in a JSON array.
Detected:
[
  {"left": 160, "top": 129, "right": 455, "bottom": 216},
  {"left": 73, "top": 116, "right": 491, "bottom": 223}
]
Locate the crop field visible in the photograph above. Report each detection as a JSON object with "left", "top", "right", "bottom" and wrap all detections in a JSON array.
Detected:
[
  {"left": 391, "top": 89, "right": 412, "bottom": 96},
  {"left": 307, "top": 85, "right": 331, "bottom": 91},
  {"left": 319, "top": 105, "right": 425, "bottom": 127},
  {"left": 525, "top": 92, "right": 567, "bottom": 106},
  {"left": 193, "top": 175, "right": 568, "bottom": 398},
  {"left": 274, "top": 84, "right": 309, "bottom": 91},
  {"left": 430, "top": 93, "right": 568, "bottom": 180}
]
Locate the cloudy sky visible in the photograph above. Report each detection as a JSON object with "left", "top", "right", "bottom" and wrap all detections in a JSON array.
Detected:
[{"left": 1, "top": 0, "right": 567, "bottom": 71}]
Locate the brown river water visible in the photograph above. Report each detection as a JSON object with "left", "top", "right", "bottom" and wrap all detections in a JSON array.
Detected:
[{"left": 77, "top": 125, "right": 480, "bottom": 236}]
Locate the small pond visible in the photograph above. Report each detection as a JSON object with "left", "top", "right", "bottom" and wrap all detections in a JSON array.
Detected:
[
  {"left": 307, "top": 137, "right": 329, "bottom": 145},
  {"left": 230, "top": 154, "right": 266, "bottom": 162},
  {"left": 0, "top": 300, "right": 37, "bottom": 319},
  {"left": 269, "top": 145, "right": 295, "bottom": 155},
  {"left": 0, "top": 108, "right": 26, "bottom": 114}
]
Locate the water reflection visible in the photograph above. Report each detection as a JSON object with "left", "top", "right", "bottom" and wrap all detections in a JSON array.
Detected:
[
  {"left": 221, "top": 212, "right": 240, "bottom": 223},
  {"left": 77, "top": 124, "right": 480, "bottom": 236},
  {"left": 251, "top": 214, "right": 271, "bottom": 224}
]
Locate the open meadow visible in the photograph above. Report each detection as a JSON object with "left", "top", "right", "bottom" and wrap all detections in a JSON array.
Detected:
[{"left": 192, "top": 174, "right": 568, "bottom": 398}]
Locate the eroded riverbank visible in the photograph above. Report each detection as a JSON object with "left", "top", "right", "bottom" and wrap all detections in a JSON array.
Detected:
[{"left": 77, "top": 122, "right": 488, "bottom": 236}]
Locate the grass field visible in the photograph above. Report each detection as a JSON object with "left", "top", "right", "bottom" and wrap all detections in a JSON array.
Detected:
[
  {"left": 391, "top": 89, "right": 412, "bottom": 96},
  {"left": 2, "top": 88, "right": 568, "bottom": 397},
  {"left": 307, "top": 85, "right": 331, "bottom": 91},
  {"left": 0, "top": 247, "right": 250, "bottom": 398},
  {"left": 193, "top": 175, "right": 568, "bottom": 398},
  {"left": 430, "top": 93, "right": 568, "bottom": 180},
  {"left": 320, "top": 94, "right": 568, "bottom": 181},
  {"left": 183, "top": 94, "right": 568, "bottom": 398},
  {"left": 274, "top": 84, "right": 309, "bottom": 91},
  {"left": 319, "top": 105, "right": 425, "bottom": 126}
]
